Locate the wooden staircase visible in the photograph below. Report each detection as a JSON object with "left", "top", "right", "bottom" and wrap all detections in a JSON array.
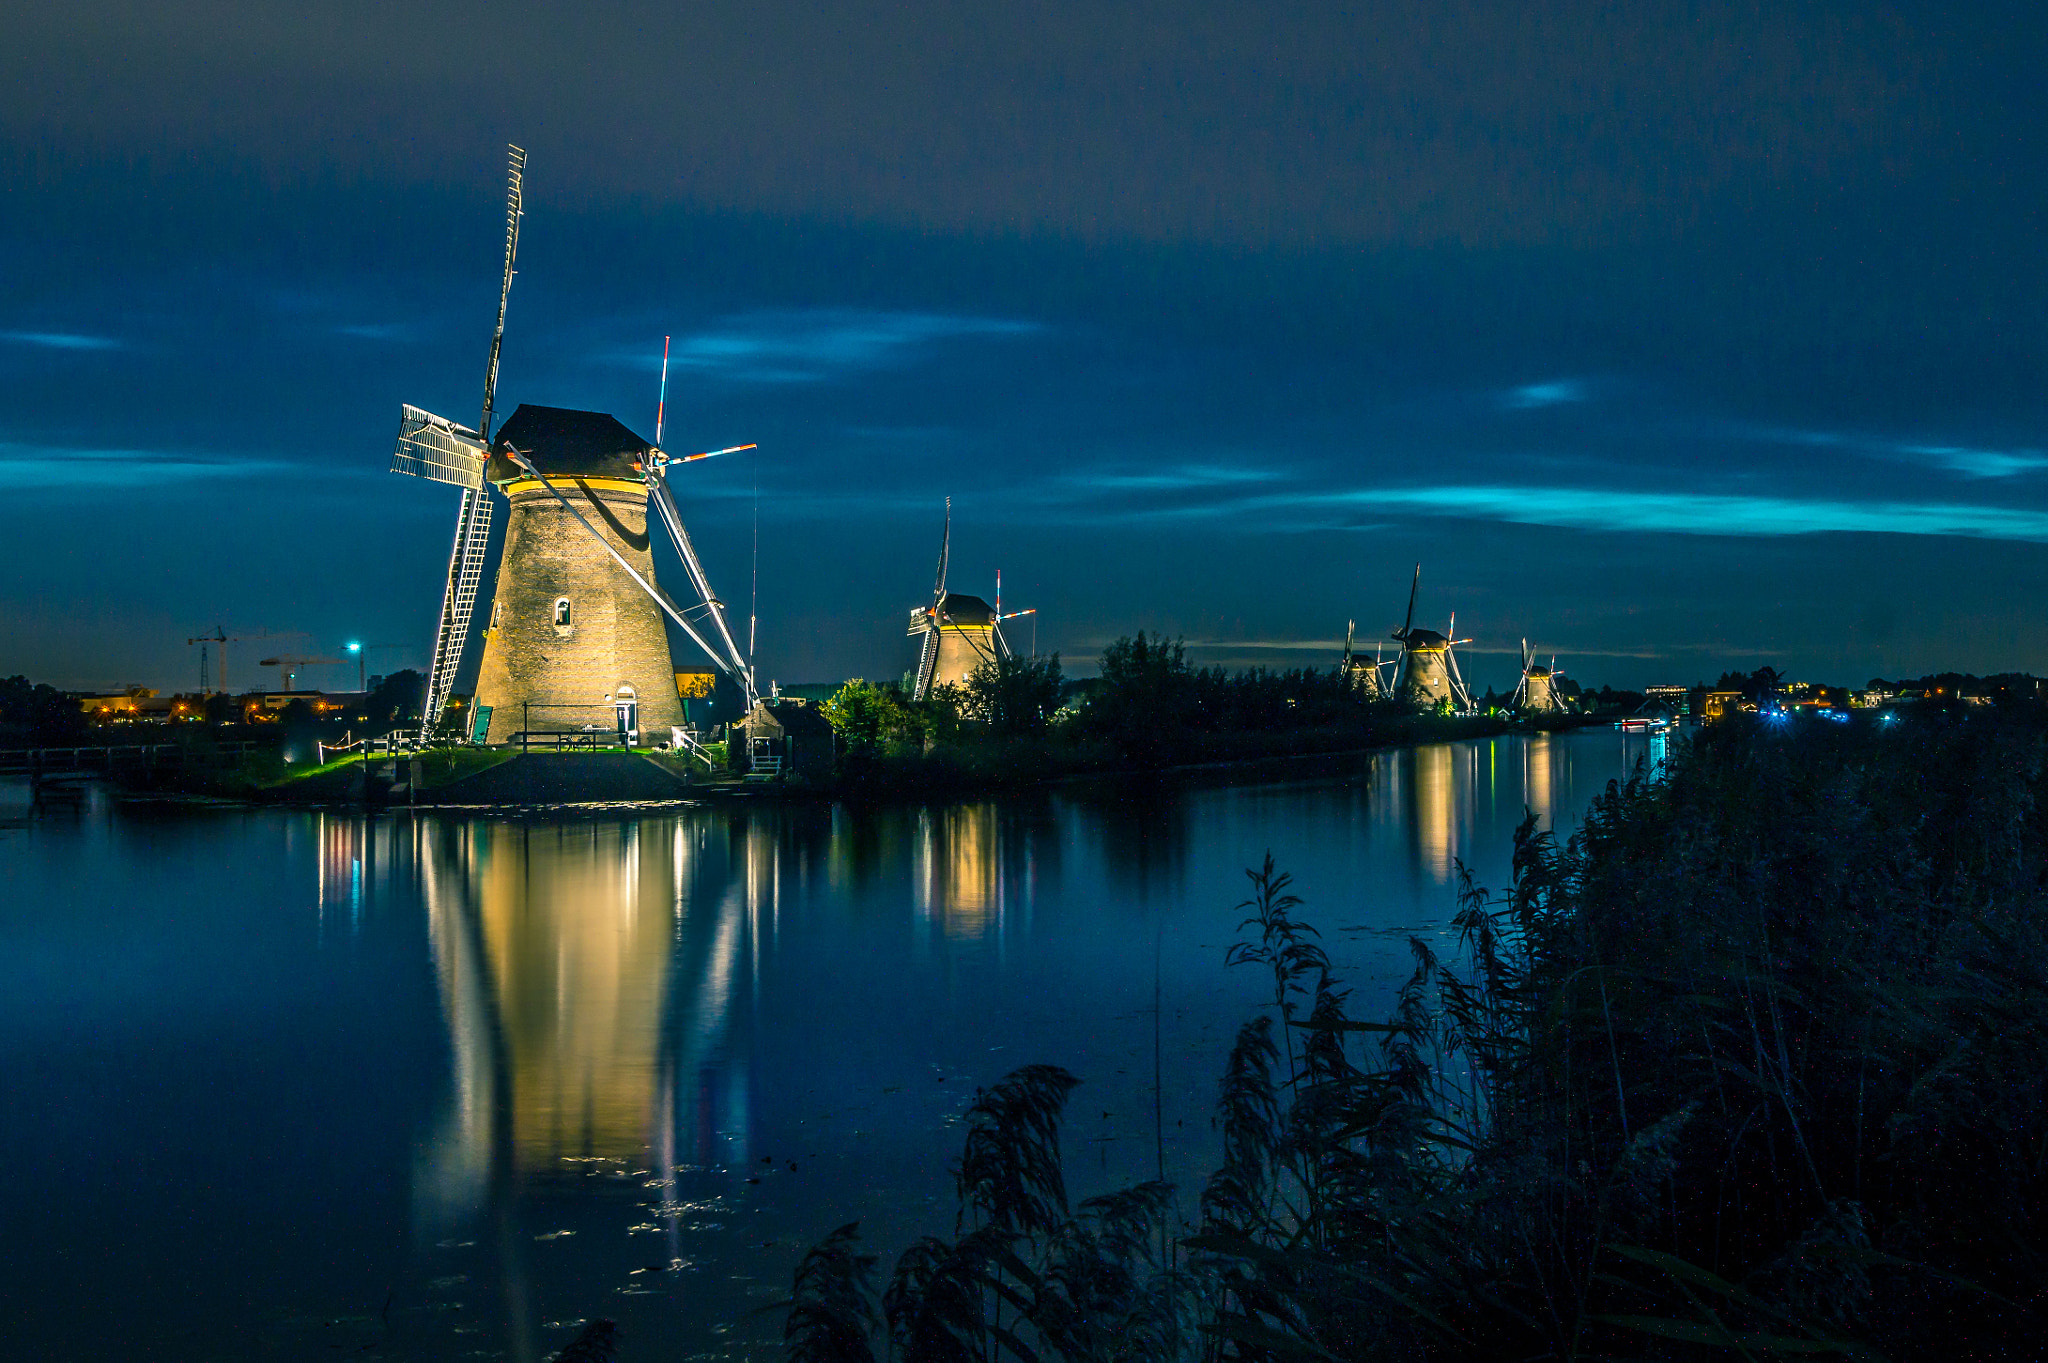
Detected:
[{"left": 743, "top": 754, "right": 783, "bottom": 782}]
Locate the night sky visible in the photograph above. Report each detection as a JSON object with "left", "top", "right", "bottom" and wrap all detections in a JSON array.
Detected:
[{"left": 5, "top": 2, "right": 2045, "bottom": 696}]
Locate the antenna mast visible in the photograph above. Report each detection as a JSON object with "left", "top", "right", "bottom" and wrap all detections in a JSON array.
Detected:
[{"left": 479, "top": 144, "right": 526, "bottom": 441}]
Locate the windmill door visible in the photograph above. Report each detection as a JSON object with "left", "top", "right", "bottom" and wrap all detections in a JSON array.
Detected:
[{"left": 614, "top": 687, "right": 639, "bottom": 744}]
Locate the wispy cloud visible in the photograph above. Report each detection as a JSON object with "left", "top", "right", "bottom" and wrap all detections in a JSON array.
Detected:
[
  {"left": 335, "top": 322, "right": 412, "bottom": 341},
  {"left": 1742, "top": 424, "right": 2048, "bottom": 480},
  {"left": 0, "top": 330, "right": 120, "bottom": 351},
  {"left": 1896, "top": 444, "right": 2048, "bottom": 479},
  {"left": 0, "top": 443, "right": 292, "bottom": 489},
  {"left": 1064, "top": 464, "right": 1283, "bottom": 492},
  {"left": 1353, "top": 485, "right": 2048, "bottom": 540},
  {"left": 640, "top": 309, "right": 1042, "bottom": 384},
  {"left": 1504, "top": 380, "right": 1586, "bottom": 409},
  {"left": 1124, "top": 480, "right": 2048, "bottom": 542}
]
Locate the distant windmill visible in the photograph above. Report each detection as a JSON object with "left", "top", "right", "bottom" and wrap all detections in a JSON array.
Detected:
[
  {"left": 1512, "top": 639, "right": 1565, "bottom": 716},
  {"left": 908, "top": 499, "right": 1004, "bottom": 700},
  {"left": 1390, "top": 565, "right": 1473, "bottom": 711},
  {"left": 1341, "top": 619, "right": 1387, "bottom": 700},
  {"left": 385, "top": 148, "right": 758, "bottom": 746}
]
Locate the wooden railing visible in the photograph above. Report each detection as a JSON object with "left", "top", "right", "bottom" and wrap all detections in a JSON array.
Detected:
[{"left": 0, "top": 742, "right": 259, "bottom": 774}]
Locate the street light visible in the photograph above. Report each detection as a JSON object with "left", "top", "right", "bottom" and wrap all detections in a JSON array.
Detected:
[{"left": 347, "top": 641, "right": 364, "bottom": 693}]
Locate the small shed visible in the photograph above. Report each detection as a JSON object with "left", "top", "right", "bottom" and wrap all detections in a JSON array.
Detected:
[{"left": 730, "top": 700, "right": 836, "bottom": 780}]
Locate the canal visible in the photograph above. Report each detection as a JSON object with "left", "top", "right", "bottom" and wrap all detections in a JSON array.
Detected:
[{"left": 0, "top": 727, "right": 1667, "bottom": 1360}]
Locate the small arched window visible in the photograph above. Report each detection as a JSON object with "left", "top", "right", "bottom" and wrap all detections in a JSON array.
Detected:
[{"left": 554, "top": 597, "right": 572, "bottom": 626}]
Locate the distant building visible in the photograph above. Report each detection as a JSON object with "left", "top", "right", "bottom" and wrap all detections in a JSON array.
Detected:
[
  {"left": 1644, "top": 684, "right": 1689, "bottom": 716},
  {"left": 1701, "top": 690, "right": 1746, "bottom": 722},
  {"left": 78, "top": 688, "right": 209, "bottom": 724},
  {"left": 730, "top": 699, "right": 836, "bottom": 780}
]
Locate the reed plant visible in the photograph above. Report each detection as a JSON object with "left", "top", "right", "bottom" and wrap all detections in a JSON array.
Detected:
[{"left": 781, "top": 707, "right": 2048, "bottom": 1360}]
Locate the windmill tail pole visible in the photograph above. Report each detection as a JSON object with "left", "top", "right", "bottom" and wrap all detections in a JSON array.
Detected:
[
  {"left": 649, "top": 475, "right": 757, "bottom": 705},
  {"left": 655, "top": 335, "right": 670, "bottom": 446}
]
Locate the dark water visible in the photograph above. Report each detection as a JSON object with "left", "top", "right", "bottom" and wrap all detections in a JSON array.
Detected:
[{"left": 0, "top": 729, "right": 1665, "bottom": 1361}]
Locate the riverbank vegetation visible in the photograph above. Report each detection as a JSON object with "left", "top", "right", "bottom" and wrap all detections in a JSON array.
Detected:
[
  {"left": 775, "top": 704, "right": 2048, "bottom": 1360},
  {"left": 817, "top": 634, "right": 1520, "bottom": 794}
]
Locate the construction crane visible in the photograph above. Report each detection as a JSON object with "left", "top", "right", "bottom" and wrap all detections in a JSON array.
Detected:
[
  {"left": 258, "top": 654, "right": 344, "bottom": 692},
  {"left": 185, "top": 627, "right": 305, "bottom": 695}
]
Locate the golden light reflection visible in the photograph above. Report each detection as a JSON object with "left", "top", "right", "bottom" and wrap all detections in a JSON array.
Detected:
[
  {"left": 413, "top": 816, "right": 760, "bottom": 1227},
  {"left": 914, "top": 805, "right": 999, "bottom": 940},
  {"left": 1524, "top": 733, "right": 1555, "bottom": 830},
  {"left": 1411, "top": 743, "right": 1456, "bottom": 883}
]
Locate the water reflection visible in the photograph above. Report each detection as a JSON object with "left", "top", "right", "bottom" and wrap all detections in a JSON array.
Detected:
[
  {"left": 269, "top": 730, "right": 1668, "bottom": 1359},
  {"left": 414, "top": 820, "right": 751, "bottom": 1227}
]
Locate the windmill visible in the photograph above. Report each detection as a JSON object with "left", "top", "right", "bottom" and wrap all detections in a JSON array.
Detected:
[
  {"left": 1511, "top": 639, "right": 1565, "bottom": 716},
  {"left": 908, "top": 499, "right": 1005, "bottom": 700},
  {"left": 1389, "top": 565, "right": 1473, "bottom": 711},
  {"left": 1341, "top": 620, "right": 1387, "bottom": 700},
  {"left": 386, "top": 149, "right": 759, "bottom": 747}
]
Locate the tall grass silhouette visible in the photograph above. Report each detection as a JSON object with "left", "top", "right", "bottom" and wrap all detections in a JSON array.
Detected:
[{"left": 780, "top": 707, "right": 2048, "bottom": 1360}]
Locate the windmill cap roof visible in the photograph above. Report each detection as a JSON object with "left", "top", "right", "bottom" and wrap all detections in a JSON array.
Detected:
[
  {"left": 911, "top": 592, "right": 997, "bottom": 626},
  {"left": 1401, "top": 628, "right": 1450, "bottom": 648},
  {"left": 487, "top": 404, "right": 653, "bottom": 483}
]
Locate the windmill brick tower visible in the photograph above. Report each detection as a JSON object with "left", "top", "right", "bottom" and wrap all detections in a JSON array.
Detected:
[{"left": 468, "top": 406, "right": 685, "bottom": 744}]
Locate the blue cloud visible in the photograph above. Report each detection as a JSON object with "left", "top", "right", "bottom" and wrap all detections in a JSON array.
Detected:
[
  {"left": 1066, "top": 464, "right": 1282, "bottom": 492},
  {"left": 1347, "top": 485, "right": 2048, "bottom": 541},
  {"left": 1739, "top": 425, "right": 2048, "bottom": 479},
  {"left": 1504, "top": 380, "right": 1586, "bottom": 409},
  {"left": 1897, "top": 444, "right": 2048, "bottom": 479},
  {"left": 644, "top": 309, "right": 1042, "bottom": 384},
  {"left": 0, "top": 443, "right": 290, "bottom": 489},
  {"left": 0, "top": 330, "right": 120, "bottom": 350}
]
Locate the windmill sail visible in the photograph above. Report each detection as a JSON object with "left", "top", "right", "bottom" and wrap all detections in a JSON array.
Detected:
[
  {"left": 399, "top": 145, "right": 524, "bottom": 745},
  {"left": 420, "top": 488, "right": 494, "bottom": 735},
  {"left": 390, "top": 405, "right": 488, "bottom": 488},
  {"left": 911, "top": 501, "right": 952, "bottom": 701}
]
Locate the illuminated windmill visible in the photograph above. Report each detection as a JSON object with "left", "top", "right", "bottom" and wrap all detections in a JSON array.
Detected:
[
  {"left": 1390, "top": 565, "right": 1473, "bottom": 711},
  {"left": 386, "top": 147, "right": 757, "bottom": 746},
  {"left": 1512, "top": 639, "right": 1565, "bottom": 716},
  {"left": 1341, "top": 619, "right": 1387, "bottom": 700},
  {"left": 908, "top": 500, "right": 1005, "bottom": 700}
]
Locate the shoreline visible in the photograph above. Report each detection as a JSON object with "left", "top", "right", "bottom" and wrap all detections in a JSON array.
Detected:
[{"left": 82, "top": 714, "right": 1628, "bottom": 812}]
